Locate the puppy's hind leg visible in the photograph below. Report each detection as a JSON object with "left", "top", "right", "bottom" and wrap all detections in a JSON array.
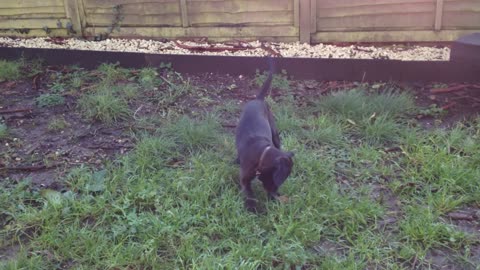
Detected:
[
  {"left": 267, "top": 109, "right": 281, "bottom": 149},
  {"left": 240, "top": 169, "right": 257, "bottom": 212}
]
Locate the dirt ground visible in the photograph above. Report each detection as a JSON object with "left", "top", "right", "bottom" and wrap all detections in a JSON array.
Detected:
[{"left": 1, "top": 71, "right": 479, "bottom": 189}]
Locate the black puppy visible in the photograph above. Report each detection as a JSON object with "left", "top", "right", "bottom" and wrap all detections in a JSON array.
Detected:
[{"left": 235, "top": 58, "right": 294, "bottom": 212}]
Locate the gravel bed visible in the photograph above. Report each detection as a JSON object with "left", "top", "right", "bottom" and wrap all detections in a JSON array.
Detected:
[{"left": 0, "top": 37, "right": 450, "bottom": 61}]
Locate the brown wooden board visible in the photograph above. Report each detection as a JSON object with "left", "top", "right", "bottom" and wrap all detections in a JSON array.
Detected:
[
  {"left": 86, "top": 14, "right": 181, "bottom": 27},
  {"left": 0, "top": 7, "right": 65, "bottom": 16},
  {"left": 1, "top": 0, "right": 64, "bottom": 8},
  {"left": 0, "top": 47, "right": 478, "bottom": 83},
  {"left": 85, "top": 2, "right": 180, "bottom": 15},
  {"left": 311, "top": 30, "right": 480, "bottom": 43},
  {"left": 83, "top": 26, "right": 298, "bottom": 38},
  {"left": 0, "top": 18, "right": 70, "bottom": 29},
  {"left": 187, "top": 0, "right": 293, "bottom": 13},
  {"left": 188, "top": 11, "right": 294, "bottom": 26},
  {"left": 316, "top": 13, "right": 435, "bottom": 31}
]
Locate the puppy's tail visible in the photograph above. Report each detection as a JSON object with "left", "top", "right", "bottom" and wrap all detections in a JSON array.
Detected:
[{"left": 256, "top": 57, "right": 274, "bottom": 100}]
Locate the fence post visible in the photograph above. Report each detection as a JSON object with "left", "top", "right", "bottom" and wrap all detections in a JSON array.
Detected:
[
  {"left": 180, "top": 0, "right": 189, "bottom": 27},
  {"left": 63, "top": 0, "right": 85, "bottom": 35},
  {"left": 434, "top": 0, "right": 444, "bottom": 31},
  {"left": 299, "top": 0, "right": 311, "bottom": 43}
]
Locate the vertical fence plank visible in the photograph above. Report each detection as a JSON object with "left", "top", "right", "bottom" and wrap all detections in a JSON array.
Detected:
[
  {"left": 434, "top": 0, "right": 444, "bottom": 31},
  {"left": 180, "top": 0, "right": 189, "bottom": 27},
  {"left": 79, "top": 0, "right": 87, "bottom": 29},
  {"left": 64, "top": 0, "right": 85, "bottom": 35},
  {"left": 310, "top": 0, "right": 316, "bottom": 33},
  {"left": 294, "top": 0, "right": 300, "bottom": 27},
  {"left": 299, "top": 0, "right": 311, "bottom": 43}
]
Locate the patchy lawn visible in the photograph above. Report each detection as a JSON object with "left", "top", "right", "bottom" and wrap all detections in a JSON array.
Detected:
[{"left": 1, "top": 58, "right": 479, "bottom": 269}]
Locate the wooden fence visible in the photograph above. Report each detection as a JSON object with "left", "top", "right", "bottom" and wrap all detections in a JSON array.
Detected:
[{"left": 1, "top": 0, "right": 479, "bottom": 43}]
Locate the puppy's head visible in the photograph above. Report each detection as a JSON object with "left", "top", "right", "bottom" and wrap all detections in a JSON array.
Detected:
[{"left": 272, "top": 152, "right": 294, "bottom": 188}]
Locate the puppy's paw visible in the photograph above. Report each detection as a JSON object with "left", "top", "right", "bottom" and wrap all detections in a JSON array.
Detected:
[
  {"left": 267, "top": 192, "right": 280, "bottom": 201},
  {"left": 245, "top": 198, "right": 257, "bottom": 212},
  {"left": 277, "top": 195, "right": 289, "bottom": 203}
]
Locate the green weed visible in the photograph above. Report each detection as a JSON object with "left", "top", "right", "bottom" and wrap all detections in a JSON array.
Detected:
[
  {"left": 0, "top": 122, "right": 8, "bottom": 139},
  {"left": 253, "top": 69, "right": 291, "bottom": 91},
  {"left": 359, "top": 115, "right": 401, "bottom": 145},
  {"left": 152, "top": 73, "right": 195, "bottom": 111},
  {"left": 97, "top": 62, "right": 130, "bottom": 83},
  {"left": 78, "top": 88, "right": 130, "bottom": 123},
  {"left": 49, "top": 81, "right": 66, "bottom": 93},
  {"left": 47, "top": 117, "right": 69, "bottom": 132},
  {"left": 35, "top": 93, "right": 65, "bottom": 107},
  {"left": 19, "top": 57, "right": 43, "bottom": 77},
  {"left": 418, "top": 104, "right": 448, "bottom": 118},
  {"left": 0, "top": 60, "right": 21, "bottom": 81},
  {"left": 47, "top": 66, "right": 91, "bottom": 92},
  {"left": 138, "top": 67, "right": 159, "bottom": 89},
  {"left": 115, "top": 83, "right": 141, "bottom": 100},
  {"left": 0, "top": 58, "right": 43, "bottom": 82},
  {"left": 69, "top": 69, "right": 90, "bottom": 89}
]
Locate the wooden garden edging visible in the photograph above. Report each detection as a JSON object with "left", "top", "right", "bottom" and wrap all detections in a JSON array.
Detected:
[{"left": 1, "top": 46, "right": 479, "bottom": 83}]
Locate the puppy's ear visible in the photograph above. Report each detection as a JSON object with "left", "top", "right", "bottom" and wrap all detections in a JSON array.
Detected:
[{"left": 273, "top": 158, "right": 292, "bottom": 188}]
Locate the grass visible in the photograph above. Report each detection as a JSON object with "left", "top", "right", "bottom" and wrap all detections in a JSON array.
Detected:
[
  {"left": 0, "top": 58, "right": 44, "bottom": 82},
  {"left": 303, "top": 115, "right": 346, "bottom": 147},
  {"left": 0, "top": 122, "right": 8, "bottom": 139},
  {"left": 315, "top": 87, "right": 416, "bottom": 145},
  {"left": 97, "top": 62, "right": 130, "bottom": 84},
  {"left": 47, "top": 117, "right": 69, "bottom": 132},
  {"left": 114, "top": 83, "right": 141, "bottom": 100},
  {"left": 417, "top": 104, "right": 448, "bottom": 118},
  {"left": 45, "top": 66, "right": 92, "bottom": 93},
  {"left": 0, "top": 60, "right": 22, "bottom": 81},
  {"left": 35, "top": 93, "right": 65, "bottom": 108},
  {"left": 1, "top": 68, "right": 480, "bottom": 269},
  {"left": 152, "top": 72, "right": 196, "bottom": 111},
  {"left": 253, "top": 69, "right": 291, "bottom": 91},
  {"left": 77, "top": 87, "right": 130, "bottom": 123},
  {"left": 162, "top": 114, "right": 222, "bottom": 152},
  {"left": 138, "top": 67, "right": 160, "bottom": 89},
  {"left": 316, "top": 88, "right": 415, "bottom": 121},
  {"left": 358, "top": 115, "right": 401, "bottom": 145}
]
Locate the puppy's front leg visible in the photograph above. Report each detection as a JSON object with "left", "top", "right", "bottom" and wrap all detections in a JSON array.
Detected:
[
  {"left": 240, "top": 169, "right": 257, "bottom": 212},
  {"left": 258, "top": 175, "right": 280, "bottom": 201},
  {"left": 267, "top": 191, "right": 281, "bottom": 201}
]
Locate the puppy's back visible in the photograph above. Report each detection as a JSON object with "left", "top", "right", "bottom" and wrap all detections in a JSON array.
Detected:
[{"left": 236, "top": 100, "right": 272, "bottom": 147}]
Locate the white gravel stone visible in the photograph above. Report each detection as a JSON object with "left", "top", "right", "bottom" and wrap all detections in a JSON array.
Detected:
[{"left": 0, "top": 37, "right": 450, "bottom": 61}]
